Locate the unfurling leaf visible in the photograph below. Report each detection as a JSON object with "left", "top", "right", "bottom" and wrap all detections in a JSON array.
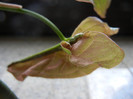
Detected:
[
  {"left": 76, "top": 0, "right": 111, "bottom": 18},
  {"left": 60, "top": 41, "right": 72, "bottom": 55},
  {"left": 8, "top": 27, "right": 124, "bottom": 81},
  {"left": 72, "top": 17, "right": 119, "bottom": 36}
]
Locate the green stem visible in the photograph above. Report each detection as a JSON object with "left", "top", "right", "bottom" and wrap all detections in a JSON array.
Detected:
[
  {"left": 16, "top": 43, "right": 61, "bottom": 62},
  {"left": 0, "top": 4, "right": 66, "bottom": 41},
  {"left": 10, "top": 33, "right": 83, "bottom": 63}
]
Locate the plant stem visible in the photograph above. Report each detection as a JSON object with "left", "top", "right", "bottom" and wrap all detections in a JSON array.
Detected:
[
  {"left": 16, "top": 43, "right": 61, "bottom": 62},
  {"left": 0, "top": 5, "right": 66, "bottom": 41},
  {"left": 9, "top": 33, "right": 83, "bottom": 63},
  {"left": 21, "top": 9, "right": 66, "bottom": 41}
]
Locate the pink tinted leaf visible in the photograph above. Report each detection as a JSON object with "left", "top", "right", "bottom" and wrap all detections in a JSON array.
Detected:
[
  {"left": 76, "top": 0, "right": 111, "bottom": 18},
  {"left": 72, "top": 17, "right": 119, "bottom": 37},
  {"left": 0, "top": 2, "right": 22, "bottom": 9},
  {"left": 8, "top": 31, "right": 124, "bottom": 81},
  {"left": 8, "top": 50, "right": 99, "bottom": 81},
  {"left": 70, "top": 31, "right": 124, "bottom": 68}
]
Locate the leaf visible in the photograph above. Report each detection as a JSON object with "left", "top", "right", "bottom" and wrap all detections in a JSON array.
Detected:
[
  {"left": 76, "top": 0, "right": 111, "bottom": 18},
  {"left": 8, "top": 31, "right": 124, "bottom": 81},
  {"left": 72, "top": 17, "right": 119, "bottom": 36},
  {"left": 8, "top": 49, "right": 99, "bottom": 81},
  {"left": 0, "top": 2, "right": 22, "bottom": 9},
  {"left": 70, "top": 32, "right": 124, "bottom": 68},
  {"left": 60, "top": 41, "right": 72, "bottom": 55}
]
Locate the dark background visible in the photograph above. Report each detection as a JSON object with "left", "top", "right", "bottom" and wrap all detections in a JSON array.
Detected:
[{"left": 0, "top": 0, "right": 133, "bottom": 37}]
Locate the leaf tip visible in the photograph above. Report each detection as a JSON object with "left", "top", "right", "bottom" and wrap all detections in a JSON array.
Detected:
[{"left": 0, "top": 2, "right": 22, "bottom": 9}]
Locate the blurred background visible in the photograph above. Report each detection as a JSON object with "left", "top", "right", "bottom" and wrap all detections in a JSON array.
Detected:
[{"left": 0, "top": 0, "right": 133, "bottom": 37}]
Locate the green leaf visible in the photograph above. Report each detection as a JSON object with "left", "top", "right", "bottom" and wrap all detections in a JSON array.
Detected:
[
  {"left": 76, "top": 0, "right": 111, "bottom": 18},
  {"left": 72, "top": 17, "right": 119, "bottom": 36}
]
